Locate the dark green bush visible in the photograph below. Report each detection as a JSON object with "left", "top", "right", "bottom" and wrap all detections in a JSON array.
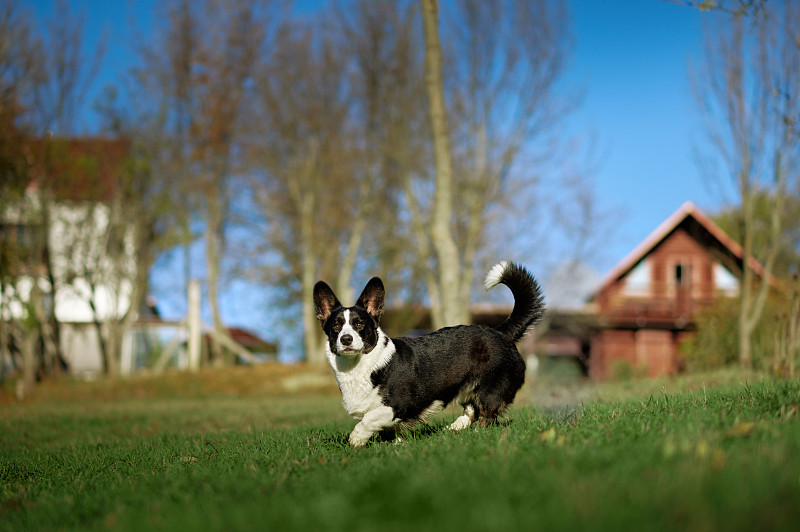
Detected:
[{"left": 680, "top": 292, "right": 793, "bottom": 372}]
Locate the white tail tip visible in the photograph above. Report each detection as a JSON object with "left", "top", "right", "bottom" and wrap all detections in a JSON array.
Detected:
[{"left": 484, "top": 261, "right": 509, "bottom": 290}]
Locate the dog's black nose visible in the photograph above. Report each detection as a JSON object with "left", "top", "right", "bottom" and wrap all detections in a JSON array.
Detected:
[{"left": 340, "top": 334, "right": 353, "bottom": 346}]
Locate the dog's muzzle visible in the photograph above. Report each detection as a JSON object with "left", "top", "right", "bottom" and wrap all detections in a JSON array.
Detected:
[{"left": 336, "top": 332, "right": 363, "bottom": 355}]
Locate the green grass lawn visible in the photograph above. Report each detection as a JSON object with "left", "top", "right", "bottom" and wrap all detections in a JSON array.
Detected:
[{"left": 1, "top": 367, "right": 799, "bottom": 532}]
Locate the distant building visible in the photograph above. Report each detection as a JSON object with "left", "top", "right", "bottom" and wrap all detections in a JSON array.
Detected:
[
  {"left": 1, "top": 138, "right": 138, "bottom": 375},
  {"left": 225, "top": 327, "right": 279, "bottom": 363},
  {"left": 586, "top": 201, "right": 761, "bottom": 379}
]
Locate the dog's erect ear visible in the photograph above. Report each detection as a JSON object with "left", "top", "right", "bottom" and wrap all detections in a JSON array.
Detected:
[
  {"left": 356, "top": 277, "right": 385, "bottom": 320},
  {"left": 313, "top": 281, "right": 341, "bottom": 325}
]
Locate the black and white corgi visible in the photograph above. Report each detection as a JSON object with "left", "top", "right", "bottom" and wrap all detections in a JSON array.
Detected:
[{"left": 313, "top": 261, "right": 544, "bottom": 447}]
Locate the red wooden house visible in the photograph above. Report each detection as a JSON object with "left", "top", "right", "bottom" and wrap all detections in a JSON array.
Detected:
[{"left": 586, "top": 201, "right": 762, "bottom": 379}]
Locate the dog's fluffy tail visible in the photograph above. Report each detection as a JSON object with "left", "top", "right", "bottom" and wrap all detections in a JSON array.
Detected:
[{"left": 484, "top": 261, "right": 545, "bottom": 342}]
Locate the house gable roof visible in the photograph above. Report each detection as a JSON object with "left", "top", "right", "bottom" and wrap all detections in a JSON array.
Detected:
[
  {"left": 26, "top": 137, "right": 129, "bottom": 202},
  {"left": 227, "top": 327, "right": 277, "bottom": 353},
  {"left": 589, "top": 201, "right": 768, "bottom": 301}
]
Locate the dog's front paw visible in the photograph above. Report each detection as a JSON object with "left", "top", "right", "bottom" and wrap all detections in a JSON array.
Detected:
[
  {"left": 347, "top": 407, "right": 395, "bottom": 448},
  {"left": 348, "top": 429, "right": 372, "bottom": 448},
  {"left": 448, "top": 414, "right": 472, "bottom": 431}
]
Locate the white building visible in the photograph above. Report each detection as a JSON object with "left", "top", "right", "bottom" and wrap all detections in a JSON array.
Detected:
[{"left": 1, "top": 138, "right": 140, "bottom": 376}]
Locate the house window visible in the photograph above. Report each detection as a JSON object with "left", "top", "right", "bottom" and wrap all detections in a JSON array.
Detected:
[
  {"left": 623, "top": 259, "right": 651, "bottom": 296},
  {"left": 675, "top": 264, "right": 688, "bottom": 286},
  {"left": 713, "top": 263, "right": 738, "bottom": 296},
  {"left": 668, "top": 258, "right": 699, "bottom": 297}
]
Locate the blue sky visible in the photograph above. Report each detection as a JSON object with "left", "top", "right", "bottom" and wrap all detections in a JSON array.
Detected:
[
  {"left": 22, "top": 0, "right": 731, "bottom": 354},
  {"left": 568, "top": 1, "right": 718, "bottom": 250}
]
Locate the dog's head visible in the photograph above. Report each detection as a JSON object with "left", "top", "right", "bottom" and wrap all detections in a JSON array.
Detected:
[{"left": 313, "top": 277, "right": 385, "bottom": 357}]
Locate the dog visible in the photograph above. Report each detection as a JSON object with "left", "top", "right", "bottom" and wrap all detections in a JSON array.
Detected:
[{"left": 313, "top": 261, "right": 544, "bottom": 447}]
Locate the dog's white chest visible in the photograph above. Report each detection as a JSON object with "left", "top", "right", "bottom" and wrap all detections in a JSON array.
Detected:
[
  {"left": 337, "top": 372, "right": 384, "bottom": 420},
  {"left": 326, "top": 335, "right": 394, "bottom": 420}
]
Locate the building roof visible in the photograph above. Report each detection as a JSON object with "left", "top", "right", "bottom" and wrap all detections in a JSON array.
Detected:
[
  {"left": 26, "top": 137, "right": 129, "bottom": 202},
  {"left": 227, "top": 327, "right": 277, "bottom": 353},
  {"left": 589, "top": 201, "right": 770, "bottom": 301}
]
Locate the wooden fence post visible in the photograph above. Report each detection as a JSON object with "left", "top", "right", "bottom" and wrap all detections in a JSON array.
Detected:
[{"left": 188, "top": 280, "right": 201, "bottom": 372}]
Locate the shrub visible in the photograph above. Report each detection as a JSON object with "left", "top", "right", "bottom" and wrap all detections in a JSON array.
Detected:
[
  {"left": 680, "top": 298, "right": 739, "bottom": 371},
  {"left": 608, "top": 359, "right": 646, "bottom": 381},
  {"left": 680, "top": 289, "right": 797, "bottom": 372}
]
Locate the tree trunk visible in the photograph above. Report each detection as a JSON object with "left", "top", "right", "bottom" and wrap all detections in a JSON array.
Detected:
[
  {"left": 737, "top": 152, "right": 786, "bottom": 369},
  {"left": 21, "top": 327, "right": 37, "bottom": 398},
  {"left": 420, "top": 0, "right": 466, "bottom": 328},
  {"left": 0, "top": 284, "right": 8, "bottom": 381},
  {"left": 41, "top": 200, "right": 65, "bottom": 374},
  {"left": 21, "top": 285, "right": 41, "bottom": 395},
  {"left": 300, "top": 190, "right": 324, "bottom": 365},
  {"left": 91, "top": 312, "right": 119, "bottom": 377},
  {"left": 205, "top": 187, "right": 227, "bottom": 366},
  {"left": 737, "top": 187, "right": 755, "bottom": 368},
  {"left": 738, "top": 312, "right": 754, "bottom": 368}
]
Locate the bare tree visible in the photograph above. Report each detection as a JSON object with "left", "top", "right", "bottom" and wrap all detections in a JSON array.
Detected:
[
  {"left": 196, "top": 0, "right": 264, "bottom": 365},
  {"left": 250, "top": 20, "right": 359, "bottom": 365},
  {"left": 448, "top": 0, "right": 574, "bottom": 316},
  {"left": 336, "top": 0, "right": 431, "bottom": 302},
  {"left": 159, "top": 0, "right": 201, "bottom": 304},
  {"left": 418, "top": 0, "right": 577, "bottom": 328},
  {"left": 137, "top": 0, "right": 269, "bottom": 365},
  {"left": 131, "top": 0, "right": 204, "bottom": 337},
  {"left": 29, "top": 0, "right": 104, "bottom": 135},
  {"left": 693, "top": 2, "right": 800, "bottom": 367},
  {"left": 243, "top": 1, "right": 432, "bottom": 362}
]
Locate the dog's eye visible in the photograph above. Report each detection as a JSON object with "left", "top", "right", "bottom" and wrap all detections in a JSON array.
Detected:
[
  {"left": 354, "top": 322, "right": 363, "bottom": 330},
  {"left": 333, "top": 324, "right": 342, "bottom": 332}
]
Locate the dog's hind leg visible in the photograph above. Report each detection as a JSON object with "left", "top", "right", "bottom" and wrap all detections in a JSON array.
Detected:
[
  {"left": 474, "top": 354, "right": 525, "bottom": 426},
  {"left": 448, "top": 404, "right": 476, "bottom": 431},
  {"left": 475, "top": 391, "right": 514, "bottom": 426}
]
